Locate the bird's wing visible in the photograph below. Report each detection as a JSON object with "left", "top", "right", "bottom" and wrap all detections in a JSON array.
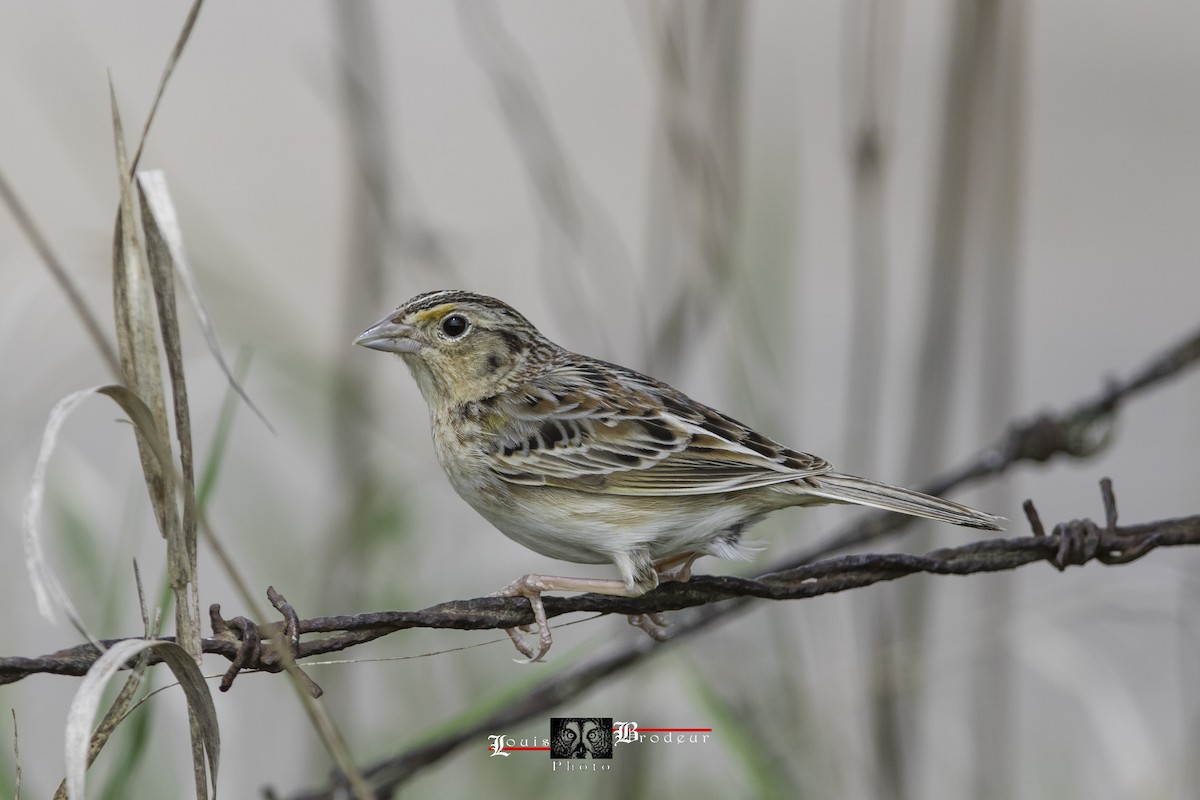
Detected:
[{"left": 485, "top": 361, "right": 831, "bottom": 496}]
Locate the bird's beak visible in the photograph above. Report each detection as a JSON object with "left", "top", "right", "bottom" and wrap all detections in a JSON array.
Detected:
[{"left": 353, "top": 314, "right": 423, "bottom": 354}]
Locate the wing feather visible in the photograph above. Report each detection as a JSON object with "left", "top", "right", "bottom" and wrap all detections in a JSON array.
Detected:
[{"left": 484, "top": 361, "right": 831, "bottom": 496}]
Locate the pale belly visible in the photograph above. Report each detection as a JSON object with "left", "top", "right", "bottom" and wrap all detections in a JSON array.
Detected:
[{"left": 458, "top": 479, "right": 763, "bottom": 566}]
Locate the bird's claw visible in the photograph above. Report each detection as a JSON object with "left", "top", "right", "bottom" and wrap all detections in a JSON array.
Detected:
[
  {"left": 628, "top": 612, "right": 672, "bottom": 642},
  {"left": 504, "top": 625, "right": 551, "bottom": 663}
]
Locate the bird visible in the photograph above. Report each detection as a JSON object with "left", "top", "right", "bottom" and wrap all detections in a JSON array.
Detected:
[{"left": 354, "top": 290, "right": 1003, "bottom": 662}]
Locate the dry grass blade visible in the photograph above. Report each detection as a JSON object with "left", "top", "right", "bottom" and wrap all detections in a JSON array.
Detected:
[
  {"left": 52, "top": 652, "right": 152, "bottom": 800},
  {"left": 52, "top": 562, "right": 163, "bottom": 799},
  {"left": 135, "top": 170, "right": 202, "bottom": 662},
  {"left": 63, "top": 639, "right": 219, "bottom": 800},
  {"left": 137, "top": 171, "right": 273, "bottom": 433},
  {"left": 110, "top": 80, "right": 179, "bottom": 546},
  {"left": 130, "top": 0, "right": 206, "bottom": 173},
  {"left": 11, "top": 707, "right": 20, "bottom": 800},
  {"left": 51, "top": 560, "right": 159, "bottom": 800},
  {"left": 21, "top": 388, "right": 107, "bottom": 639},
  {"left": 0, "top": 169, "right": 121, "bottom": 378}
]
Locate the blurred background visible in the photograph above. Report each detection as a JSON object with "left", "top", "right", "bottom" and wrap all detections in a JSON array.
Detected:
[{"left": 1, "top": 1, "right": 1199, "bottom": 798}]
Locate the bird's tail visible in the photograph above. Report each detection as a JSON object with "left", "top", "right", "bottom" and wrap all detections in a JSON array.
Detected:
[{"left": 797, "top": 472, "right": 1004, "bottom": 531}]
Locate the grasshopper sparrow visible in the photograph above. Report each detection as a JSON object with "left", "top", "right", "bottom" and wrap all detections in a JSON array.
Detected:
[{"left": 355, "top": 290, "right": 1002, "bottom": 661}]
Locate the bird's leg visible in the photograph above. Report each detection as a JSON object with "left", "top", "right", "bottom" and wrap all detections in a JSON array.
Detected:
[
  {"left": 625, "top": 553, "right": 701, "bottom": 639},
  {"left": 653, "top": 552, "right": 701, "bottom": 583},
  {"left": 493, "top": 574, "right": 643, "bottom": 663}
]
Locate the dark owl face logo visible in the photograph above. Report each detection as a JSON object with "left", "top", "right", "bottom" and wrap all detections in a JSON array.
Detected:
[{"left": 550, "top": 718, "right": 613, "bottom": 759}]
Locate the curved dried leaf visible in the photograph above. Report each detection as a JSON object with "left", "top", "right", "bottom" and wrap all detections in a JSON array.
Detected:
[
  {"left": 97, "top": 385, "right": 174, "bottom": 473},
  {"left": 21, "top": 388, "right": 107, "bottom": 636},
  {"left": 65, "top": 639, "right": 219, "bottom": 800},
  {"left": 53, "top": 650, "right": 152, "bottom": 800},
  {"left": 23, "top": 386, "right": 175, "bottom": 636}
]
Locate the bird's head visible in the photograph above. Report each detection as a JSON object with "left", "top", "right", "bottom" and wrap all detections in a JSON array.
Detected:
[{"left": 354, "top": 290, "right": 551, "bottom": 406}]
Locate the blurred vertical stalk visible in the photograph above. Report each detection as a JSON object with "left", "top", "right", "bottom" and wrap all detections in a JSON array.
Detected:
[
  {"left": 458, "top": 2, "right": 636, "bottom": 356},
  {"left": 872, "top": 2, "right": 1004, "bottom": 798},
  {"left": 970, "top": 1, "right": 1023, "bottom": 798},
  {"left": 905, "top": 3, "right": 990, "bottom": 481},
  {"left": 315, "top": 7, "right": 398, "bottom": 786},
  {"left": 326, "top": 1, "right": 393, "bottom": 620},
  {"left": 1187, "top": 586, "right": 1200, "bottom": 797},
  {"left": 641, "top": 0, "right": 746, "bottom": 375},
  {"left": 842, "top": 1, "right": 899, "bottom": 794},
  {"left": 841, "top": 0, "right": 895, "bottom": 496}
]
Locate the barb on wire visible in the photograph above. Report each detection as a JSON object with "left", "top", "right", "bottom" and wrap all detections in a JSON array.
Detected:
[{"left": 780, "top": 320, "right": 1200, "bottom": 566}]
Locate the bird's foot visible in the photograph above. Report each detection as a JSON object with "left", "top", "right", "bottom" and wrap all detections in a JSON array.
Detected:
[
  {"left": 621, "top": 554, "right": 701, "bottom": 641},
  {"left": 627, "top": 612, "right": 672, "bottom": 641},
  {"left": 492, "top": 575, "right": 554, "bottom": 663},
  {"left": 492, "top": 572, "right": 657, "bottom": 662}
]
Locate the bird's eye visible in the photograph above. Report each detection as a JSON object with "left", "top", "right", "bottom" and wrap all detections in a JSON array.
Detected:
[{"left": 440, "top": 314, "right": 469, "bottom": 338}]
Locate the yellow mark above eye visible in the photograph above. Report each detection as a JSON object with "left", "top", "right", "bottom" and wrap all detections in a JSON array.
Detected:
[{"left": 412, "top": 304, "right": 457, "bottom": 325}]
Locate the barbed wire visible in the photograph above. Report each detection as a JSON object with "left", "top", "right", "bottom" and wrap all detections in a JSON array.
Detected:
[{"left": 5, "top": 478, "right": 1196, "bottom": 693}]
